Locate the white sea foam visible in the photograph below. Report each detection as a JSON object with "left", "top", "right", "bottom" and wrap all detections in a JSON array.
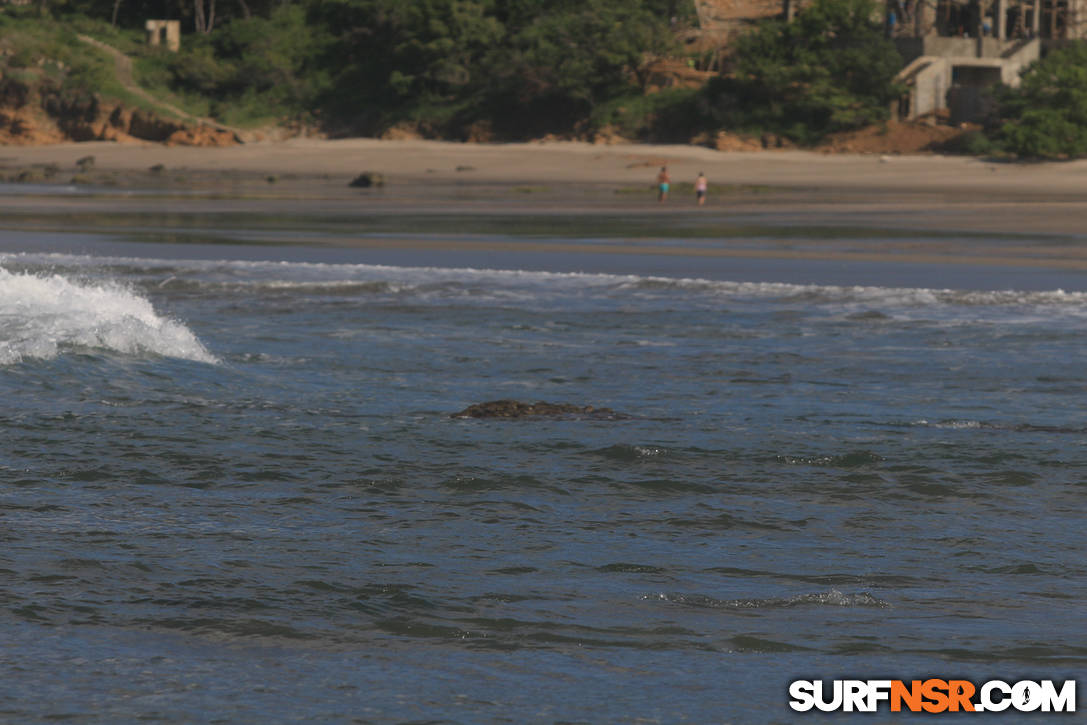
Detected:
[
  {"left": 7, "top": 252, "right": 1087, "bottom": 314},
  {"left": 0, "top": 267, "right": 218, "bottom": 365},
  {"left": 647, "top": 588, "right": 890, "bottom": 609}
]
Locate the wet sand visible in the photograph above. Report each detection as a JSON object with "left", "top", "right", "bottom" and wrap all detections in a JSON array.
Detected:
[{"left": 3, "top": 138, "right": 1087, "bottom": 280}]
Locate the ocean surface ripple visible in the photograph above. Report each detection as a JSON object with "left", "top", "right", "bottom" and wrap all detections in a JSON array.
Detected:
[{"left": 1, "top": 251, "right": 1084, "bottom": 723}]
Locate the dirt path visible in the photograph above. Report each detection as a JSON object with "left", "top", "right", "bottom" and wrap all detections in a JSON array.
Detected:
[{"left": 77, "top": 34, "right": 244, "bottom": 139}]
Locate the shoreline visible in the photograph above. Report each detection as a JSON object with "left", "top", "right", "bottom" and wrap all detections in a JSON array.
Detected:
[
  {"left": 5, "top": 137, "right": 1087, "bottom": 196},
  {"left": 3, "top": 139, "right": 1087, "bottom": 281}
]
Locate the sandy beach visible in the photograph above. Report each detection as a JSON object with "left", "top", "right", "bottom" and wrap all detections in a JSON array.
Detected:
[
  {"left": 5, "top": 136, "right": 1087, "bottom": 197},
  {"left": 4, "top": 138, "right": 1087, "bottom": 277}
]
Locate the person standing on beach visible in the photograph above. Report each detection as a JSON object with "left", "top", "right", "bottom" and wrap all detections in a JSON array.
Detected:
[
  {"left": 695, "top": 171, "right": 707, "bottom": 206},
  {"left": 657, "top": 166, "right": 670, "bottom": 202}
]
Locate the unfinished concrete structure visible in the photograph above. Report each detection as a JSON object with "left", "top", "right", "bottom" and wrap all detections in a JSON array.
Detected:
[
  {"left": 694, "top": 0, "right": 785, "bottom": 34},
  {"left": 888, "top": 0, "right": 1076, "bottom": 122},
  {"left": 904, "top": 0, "right": 1087, "bottom": 41},
  {"left": 693, "top": 0, "right": 1086, "bottom": 41},
  {"left": 689, "top": 0, "right": 1075, "bottom": 123},
  {"left": 893, "top": 35, "right": 1040, "bottom": 123},
  {"left": 145, "top": 20, "right": 181, "bottom": 52}
]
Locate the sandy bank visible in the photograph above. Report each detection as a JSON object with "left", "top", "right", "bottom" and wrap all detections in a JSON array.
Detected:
[
  {"left": 2, "top": 137, "right": 1087, "bottom": 194},
  {"left": 4, "top": 138, "right": 1087, "bottom": 241}
]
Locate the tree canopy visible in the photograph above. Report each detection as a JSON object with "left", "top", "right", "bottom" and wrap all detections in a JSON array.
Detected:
[
  {"left": 314, "top": 0, "right": 676, "bottom": 135},
  {"left": 994, "top": 44, "right": 1087, "bottom": 159},
  {"left": 705, "top": 0, "right": 903, "bottom": 144},
  {"left": 27, "top": 0, "right": 916, "bottom": 143}
]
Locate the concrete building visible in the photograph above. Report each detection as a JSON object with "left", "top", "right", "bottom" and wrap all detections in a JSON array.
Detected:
[
  {"left": 693, "top": 0, "right": 1085, "bottom": 41},
  {"left": 145, "top": 20, "right": 181, "bottom": 53},
  {"left": 888, "top": 0, "right": 1066, "bottom": 123},
  {"left": 690, "top": 0, "right": 1075, "bottom": 123},
  {"left": 892, "top": 36, "right": 1039, "bottom": 123}
]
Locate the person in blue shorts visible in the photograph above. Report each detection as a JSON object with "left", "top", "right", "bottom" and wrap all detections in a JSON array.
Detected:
[{"left": 657, "top": 166, "right": 670, "bottom": 202}]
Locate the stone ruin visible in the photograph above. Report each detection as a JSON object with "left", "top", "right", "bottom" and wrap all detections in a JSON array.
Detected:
[{"left": 145, "top": 20, "right": 180, "bottom": 52}]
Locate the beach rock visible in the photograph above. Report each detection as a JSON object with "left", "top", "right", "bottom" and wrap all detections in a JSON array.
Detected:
[
  {"left": 712, "top": 130, "right": 762, "bottom": 152},
  {"left": 592, "top": 124, "right": 630, "bottom": 145},
  {"left": 464, "top": 120, "right": 494, "bottom": 143},
  {"left": 127, "top": 109, "right": 187, "bottom": 142},
  {"left": 349, "top": 171, "right": 385, "bottom": 188},
  {"left": 165, "top": 125, "right": 240, "bottom": 147},
  {"left": 41, "top": 87, "right": 99, "bottom": 126},
  {"left": 380, "top": 122, "right": 422, "bottom": 141},
  {"left": 12, "top": 168, "right": 41, "bottom": 183},
  {"left": 0, "top": 78, "right": 30, "bottom": 109},
  {"left": 451, "top": 399, "right": 622, "bottom": 420},
  {"left": 760, "top": 132, "right": 794, "bottom": 150}
]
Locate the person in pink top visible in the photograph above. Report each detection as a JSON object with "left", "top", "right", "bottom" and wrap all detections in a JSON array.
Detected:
[{"left": 695, "top": 171, "right": 707, "bottom": 206}]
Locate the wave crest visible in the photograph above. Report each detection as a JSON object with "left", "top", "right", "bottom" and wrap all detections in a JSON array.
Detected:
[
  {"left": 647, "top": 588, "right": 890, "bottom": 609},
  {"left": 0, "top": 267, "right": 217, "bottom": 365}
]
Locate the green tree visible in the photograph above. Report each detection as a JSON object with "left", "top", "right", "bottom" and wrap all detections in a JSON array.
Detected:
[
  {"left": 316, "top": 0, "right": 503, "bottom": 131},
  {"left": 707, "top": 0, "right": 902, "bottom": 144},
  {"left": 995, "top": 44, "right": 1087, "bottom": 159},
  {"left": 318, "top": 0, "right": 673, "bottom": 136},
  {"left": 141, "top": 3, "right": 328, "bottom": 125},
  {"left": 479, "top": 0, "right": 674, "bottom": 134},
  {"left": 211, "top": 3, "right": 328, "bottom": 107}
]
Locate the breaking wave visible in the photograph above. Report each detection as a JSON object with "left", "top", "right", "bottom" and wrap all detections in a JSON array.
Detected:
[
  {"left": 7, "top": 252, "right": 1087, "bottom": 318},
  {"left": 647, "top": 589, "right": 891, "bottom": 609},
  {"left": 0, "top": 266, "right": 218, "bottom": 365}
]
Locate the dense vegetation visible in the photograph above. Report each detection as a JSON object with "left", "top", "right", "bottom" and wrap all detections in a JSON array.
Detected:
[
  {"left": 34, "top": 0, "right": 691, "bottom": 134},
  {"left": 989, "top": 44, "right": 1087, "bottom": 158},
  {"left": 5, "top": 0, "right": 1085, "bottom": 155},
  {"left": 7, "top": 0, "right": 897, "bottom": 142},
  {"left": 702, "top": 0, "right": 903, "bottom": 144}
]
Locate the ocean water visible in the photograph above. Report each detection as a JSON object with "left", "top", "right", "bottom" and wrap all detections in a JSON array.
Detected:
[{"left": 1, "top": 225, "right": 1085, "bottom": 723}]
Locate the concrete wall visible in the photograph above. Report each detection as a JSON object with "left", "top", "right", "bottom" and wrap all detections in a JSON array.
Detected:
[
  {"left": 695, "top": 0, "right": 784, "bottom": 26},
  {"left": 688, "top": 0, "right": 1042, "bottom": 123},
  {"left": 145, "top": 20, "right": 181, "bottom": 53},
  {"left": 896, "top": 39, "right": 1039, "bottom": 122},
  {"left": 689, "top": 0, "right": 790, "bottom": 53},
  {"left": 895, "top": 36, "right": 1035, "bottom": 63}
]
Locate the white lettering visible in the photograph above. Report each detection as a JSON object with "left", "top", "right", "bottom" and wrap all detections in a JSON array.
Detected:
[
  {"left": 788, "top": 680, "right": 816, "bottom": 712},
  {"left": 814, "top": 680, "right": 843, "bottom": 712},
  {"left": 843, "top": 680, "right": 867, "bottom": 712},
  {"left": 1040, "top": 680, "right": 1076, "bottom": 713},
  {"left": 790, "top": 677, "right": 1075, "bottom": 713},
  {"left": 981, "top": 680, "right": 1012, "bottom": 712},
  {"left": 866, "top": 680, "right": 892, "bottom": 711},
  {"left": 1013, "top": 680, "right": 1043, "bottom": 712}
]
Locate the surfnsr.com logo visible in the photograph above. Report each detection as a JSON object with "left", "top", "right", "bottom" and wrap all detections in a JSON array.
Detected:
[{"left": 789, "top": 679, "right": 1076, "bottom": 713}]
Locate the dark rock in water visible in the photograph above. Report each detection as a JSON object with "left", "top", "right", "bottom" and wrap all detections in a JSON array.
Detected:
[
  {"left": 349, "top": 171, "right": 385, "bottom": 188},
  {"left": 451, "top": 399, "right": 622, "bottom": 419}
]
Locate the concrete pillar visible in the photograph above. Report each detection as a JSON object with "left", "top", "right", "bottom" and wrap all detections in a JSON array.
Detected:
[
  {"left": 1033, "top": 0, "right": 1041, "bottom": 34},
  {"left": 694, "top": 0, "right": 709, "bottom": 28},
  {"left": 165, "top": 20, "right": 180, "bottom": 51},
  {"left": 1068, "top": 0, "right": 1086, "bottom": 38},
  {"left": 144, "top": 19, "right": 181, "bottom": 51},
  {"left": 145, "top": 19, "right": 162, "bottom": 47},
  {"left": 995, "top": 0, "right": 1006, "bottom": 37},
  {"left": 915, "top": 0, "right": 934, "bottom": 35}
]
